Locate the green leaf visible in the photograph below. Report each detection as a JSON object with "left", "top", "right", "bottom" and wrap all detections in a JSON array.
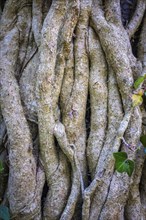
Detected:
[
  {"left": 140, "top": 135, "right": 146, "bottom": 148},
  {"left": 113, "top": 152, "right": 134, "bottom": 177},
  {"left": 0, "top": 161, "right": 4, "bottom": 173},
  {"left": 0, "top": 205, "right": 10, "bottom": 220},
  {"left": 134, "top": 75, "right": 146, "bottom": 89},
  {"left": 113, "top": 152, "right": 127, "bottom": 161},
  {"left": 132, "top": 94, "right": 143, "bottom": 107}
]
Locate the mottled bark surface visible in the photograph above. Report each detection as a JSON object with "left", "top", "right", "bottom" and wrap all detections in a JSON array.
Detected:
[{"left": 0, "top": 0, "right": 146, "bottom": 219}]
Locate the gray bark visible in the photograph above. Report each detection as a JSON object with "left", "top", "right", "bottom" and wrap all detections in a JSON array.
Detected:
[{"left": 0, "top": 0, "right": 146, "bottom": 219}]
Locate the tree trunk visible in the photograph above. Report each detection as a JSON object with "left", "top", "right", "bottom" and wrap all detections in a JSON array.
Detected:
[{"left": 0, "top": 0, "right": 146, "bottom": 219}]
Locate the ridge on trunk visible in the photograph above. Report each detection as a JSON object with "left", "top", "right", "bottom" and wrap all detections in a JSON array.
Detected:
[{"left": 0, "top": 0, "right": 146, "bottom": 219}]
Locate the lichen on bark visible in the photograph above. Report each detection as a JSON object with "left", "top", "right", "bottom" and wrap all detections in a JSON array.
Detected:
[{"left": 0, "top": 0, "right": 146, "bottom": 219}]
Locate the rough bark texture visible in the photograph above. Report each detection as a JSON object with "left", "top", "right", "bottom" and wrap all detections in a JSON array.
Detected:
[{"left": 0, "top": 0, "right": 146, "bottom": 220}]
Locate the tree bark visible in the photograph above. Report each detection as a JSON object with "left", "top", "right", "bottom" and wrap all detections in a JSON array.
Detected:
[{"left": 0, "top": 0, "right": 146, "bottom": 219}]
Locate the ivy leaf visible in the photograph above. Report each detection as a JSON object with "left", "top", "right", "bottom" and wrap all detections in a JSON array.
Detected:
[
  {"left": 132, "top": 94, "right": 143, "bottom": 107},
  {"left": 0, "top": 205, "right": 10, "bottom": 220},
  {"left": 0, "top": 161, "right": 4, "bottom": 173},
  {"left": 113, "top": 152, "right": 134, "bottom": 177},
  {"left": 140, "top": 135, "right": 146, "bottom": 148},
  {"left": 137, "top": 89, "right": 144, "bottom": 96},
  {"left": 134, "top": 75, "right": 146, "bottom": 89}
]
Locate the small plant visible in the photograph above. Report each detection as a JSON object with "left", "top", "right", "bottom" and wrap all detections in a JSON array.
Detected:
[
  {"left": 0, "top": 205, "right": 10, "bottom": 220},
  {"left": 132, "top": 74, "right": 146, "bottom": 107},
  {"left": 0, "top": 160, "right": 4, "bottom": 173},
  {"left": 0, "top": 162, "right": 10, "bottom": 220},
  {"left": 140, "top": 135, "right": 146, "bottom": 152},
  {"left": 113, "top": 152, "right": 134, "bottom": 177},
  {"left": 113, "top": 74, "right": 146, "bottom": 176},
  {"left": 133, "top": 74, "right": 146, "bottom": 89}
]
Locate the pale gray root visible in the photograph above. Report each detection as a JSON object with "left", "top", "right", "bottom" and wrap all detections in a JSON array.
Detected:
[
  {"left": 127, "top": 42, "right": 142, "bottom": 80},
  {"left": 58, "top": 2, "right": 91, "bottom": 219},
  {"left": 52, "top": 0, "right": 80, "bottom": 115},
  {"left": 124, "top": 12, "right": 146, "bottom": 219},
  {"left": 126, "top": 0, "right": 146, "bottom": 39},
  {"left": 0, "top": 111, "right": 6, "bottom": 147},
  {"left": 0, "top": 20, "right": 43, "bottom": 219},
  {"left": 13, "top": 167, "right": 45, "bottom": 220},
  {"left": 0, "top": 1, "right": 145, "bottom": 220},
  {"left": 138, "top": 12, "right": 146, "bottom": 74},
  {"left": 104, "top": 0, "right": 122, "bottom": 25},
  {"left": 60, "top": 42, "right": 74, "bottom": 111},
  {"left": 82, "top": 69, "right": 123, "bottom": 220},
  {"left": 18, "top": 34, "right": 39, "bottom": 157},
  {"left": 43, "top": 2, "right": 80, "bottom": 219},
  {"left": 18, "top": 5, "right": 41, "bottom": 161},
  {"left": 105, "top": 0, "right": 143, "bottom": 82},
  {"left": 86, "top": 3, "right": 143, "bottom": 219},
  {"left": 124, "top": 148, "right": 145, "bottom": 220},
  {"left": 37, "top": 1, "right": 71, "bottom": 219},
  {"left": 91, "top": 0, "right": 134, "bottom": 111},
  {"left": 17, "top": 3, "right": 40, "bottom": 157},
  {"left": 15, "top": 2, "right": 32, "bottom": 79},
  {"left": 32, "top": 0, "right": 43, "bottom": 47},
  {"left": 18, "top": 2, "right": 39, "bottom": 110},
  {"left": 54, "top": 122, "right": 83, "bottom": 220},
  {"left": 61, "top": 0, "right": 91, "bottom": 183},
  {"left": 20, "top": 52, "right": 39, "bottom": 121},
  {"left": 0, "top": 15, "right": 45, "bottom": 216},
  {"left": 0, "top": 0, "right": 21, "bottom": 40},
  {"left": 37, "top": 0, "right": 66, "bottom": 179},
  {"left": 137, "top": 12, "right": 146, "bottom": 219},
  {"left": 99, "top": 107, "right": 142, "bottom": 220},
  {"left": 87, "top": 27, "right": 108, "bottom": 177},
  {"left": 0, "top": 90, "right": 8, "bottom": 204},
  {"left": 0, "top": 1, "right": 32, "bottom": 79},
  {"left": 49, "top": 2, "right": 80, "bottom": 218},
  {"left": 0, "top": 148, "right": 8, "bottom": 203},
  {"left": 140, "top": 158, "right": 146, "bottom": 219}
]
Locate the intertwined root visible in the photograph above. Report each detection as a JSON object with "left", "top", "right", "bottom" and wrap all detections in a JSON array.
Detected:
[{"left": 0, "top": 0, "right": 145, "bottom": 219}]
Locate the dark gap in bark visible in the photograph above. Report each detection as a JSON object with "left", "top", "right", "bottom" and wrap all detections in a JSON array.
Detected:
[
  {"left": 18, "top": 46, "right": 38, "bottom": 83},
  {"left": 110, "top": 68, "right": 125, "bottom": 115},
  {"left": 18, "top": 30, "right": 33, "bottom": 81},
  {"left": 86, "top": 163, "right": 92, "bottom": 186},
  {"left": 143, "top": 94, "right": 146, "bottom": 111},
  {"left": 0, "top": 163, "right": 9, "bottom": 201},
  {"left": 105, "top": 67, "right": 110, "bottom": 137},
  {"left": 15, "top": 4, "right": 34, "bottom": 81},
  {"left": 0, "top": 119, "right": 6, "bottom": 150},
  {"left": 98, "top": 173, "right": 114, "bottom": 218},
  {"left": 0, "top": 128, "right": 9, "bottom": 204},
  {"left": 54, "top": 137, "right": 61, "bottom": 160},
  {"left": 42, "top": 0, "right": 52, "bottom": 20},
  {"left": 85, "top": 92, "right": 92, "bottom": 185},
  {"left": 58, "top": 96, "right": 62, "bottom": 123},
  {"left": 44, "top": 0, "right": 52, "bottom": 9},
  {"left": 86, "top": 92, "right": 91, "bottom": 140},
  {"left": 16, "top": 35, "right": 32, "bottom": 81},
  {"left": 41, "top": 180, "right": 49, "bottom": 212},
  {"left": 32, "top": 131, "right": 39, "bottom": 166},
  {"left": 72, "top": 34, "right": 76, "bottom": 92},
  {"left": 0, "top": 0, "right": 6, "bottom": 11},
  {"left": 120, "top": 0, "right": 136, "bottom": 27},
  {"left": 139, "top": 158, "right": 146, "bottom": 203},
  {"left": 131, "top": 18, "right": 144, "bottom": 58},
  {"left": 73, "top": 199, "right": 83, "bottom": 220}
]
